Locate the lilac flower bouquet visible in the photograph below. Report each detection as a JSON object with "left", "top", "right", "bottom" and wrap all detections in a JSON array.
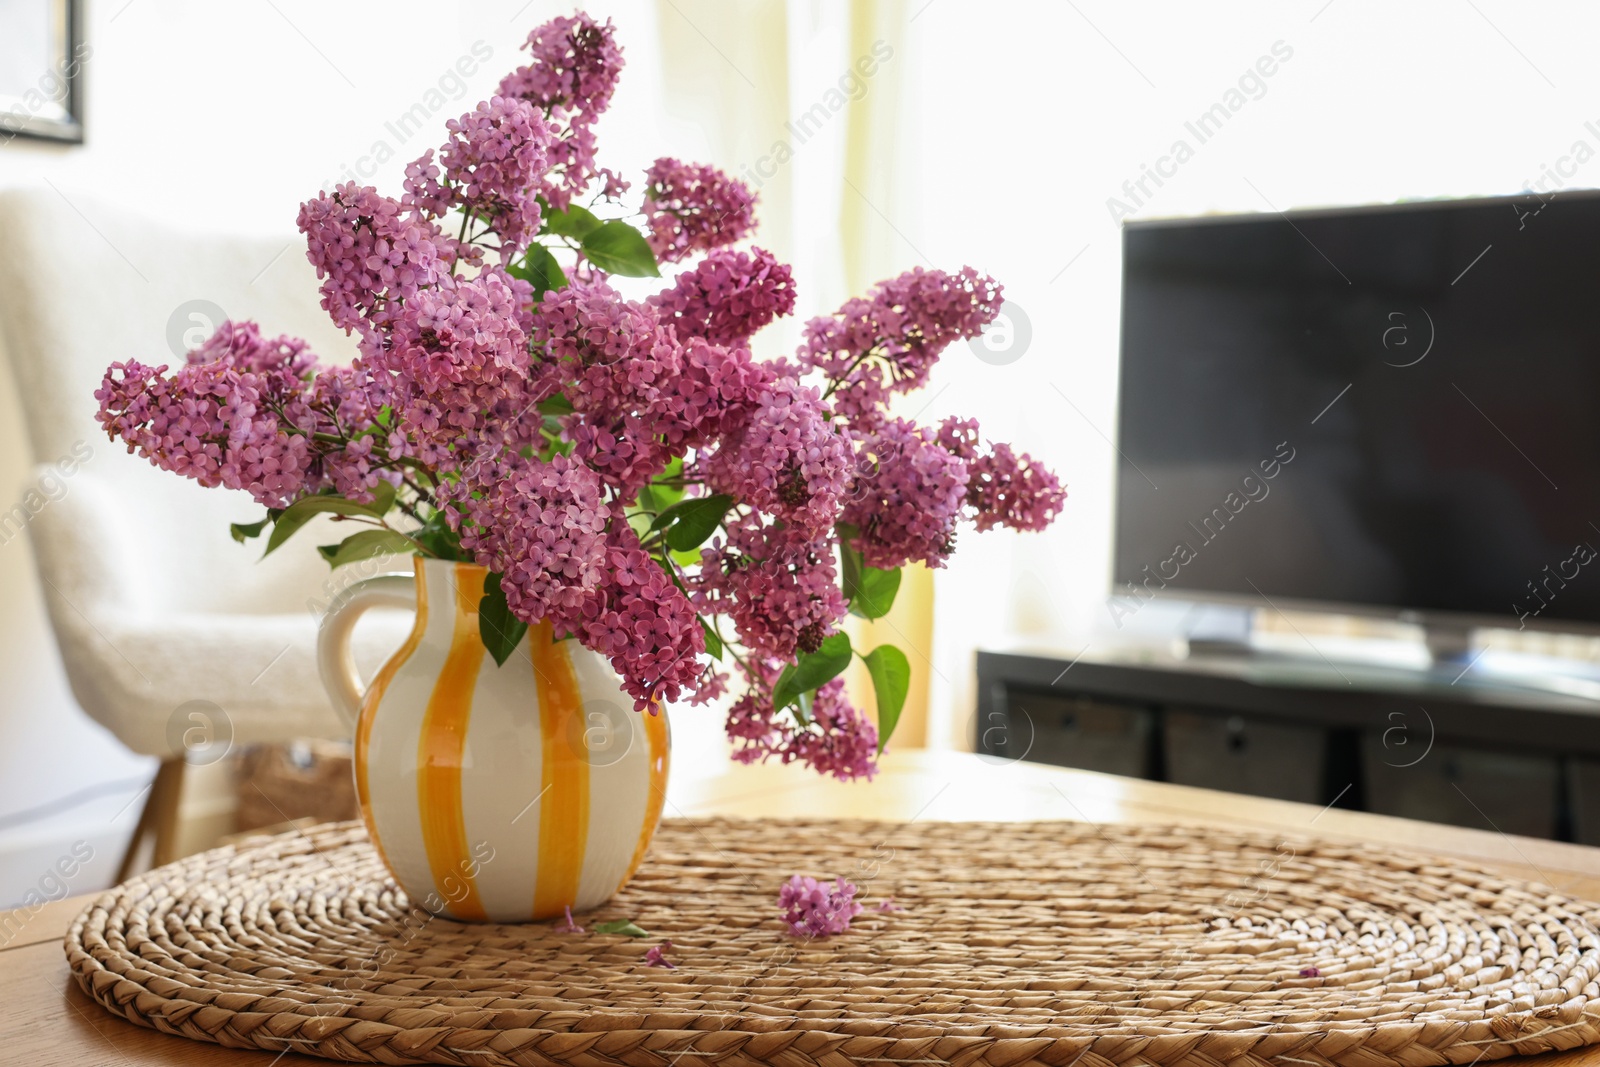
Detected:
[{"left": 95, "top": 12, "right": 1065, "bottom": 781}]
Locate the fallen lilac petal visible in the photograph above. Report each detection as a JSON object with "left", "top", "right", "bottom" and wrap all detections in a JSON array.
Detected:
[{"left": 778, "top": 874, "right": 863, "bottom": 938}]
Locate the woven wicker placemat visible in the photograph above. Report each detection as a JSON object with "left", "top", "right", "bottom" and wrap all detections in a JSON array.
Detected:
[{"left": 66, "top": 818, "right": 1600, "bottom": 1067}]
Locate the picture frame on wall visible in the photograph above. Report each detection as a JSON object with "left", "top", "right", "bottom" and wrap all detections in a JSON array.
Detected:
[{"left": 0, "top": 0, "right": 86, "bottom": 144}]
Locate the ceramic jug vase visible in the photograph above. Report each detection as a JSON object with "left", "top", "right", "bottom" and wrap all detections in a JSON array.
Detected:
[{"left": 317, "top": 557, "right": 669, "bottom": 922}]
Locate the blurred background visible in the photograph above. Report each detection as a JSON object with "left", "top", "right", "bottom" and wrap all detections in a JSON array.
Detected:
[{"left": 4, "top": 0, "right": 1599, "bottom": 905}]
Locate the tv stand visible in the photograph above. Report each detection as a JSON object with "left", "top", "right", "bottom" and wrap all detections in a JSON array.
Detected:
[
  {"left": 1178, "top": 607, "right": 1600, "bottom": 703},
  {"left": 1180, "top": 604, "right": 1485, "bottom": 669},
  {"left": 976, "top": 643, "right": 1600, "bottom": 844},
  {"left": 1418, "top": 620, "right": 1476, "bottom": 665},
  {"left": 1179, "top": 603, "right": 1257, "bottom": 657}
]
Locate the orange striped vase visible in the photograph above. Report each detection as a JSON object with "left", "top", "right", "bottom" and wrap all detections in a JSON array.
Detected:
[{"left": 316, "top": 557, "right": 670, "bottom": 922}]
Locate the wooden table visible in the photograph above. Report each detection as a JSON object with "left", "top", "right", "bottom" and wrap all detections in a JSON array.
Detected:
[{"left": 8, "top": 748, "right": 1600, "bottom": 1066}]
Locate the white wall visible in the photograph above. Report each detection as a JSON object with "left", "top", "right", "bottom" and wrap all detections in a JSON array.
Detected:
[
  {"left": 0, "top": 0, "right": 736, "bottom": 903},
  {"left": 895, "top": 0, "right": 1600, "bottom": 747}
]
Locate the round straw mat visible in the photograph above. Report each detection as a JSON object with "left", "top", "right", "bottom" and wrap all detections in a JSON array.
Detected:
[{"left": 67, "top": 818, "right": 1600, "bottom": 1067}]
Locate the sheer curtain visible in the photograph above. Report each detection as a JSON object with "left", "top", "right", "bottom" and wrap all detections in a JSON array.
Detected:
[{"left": 656, "top": 0, "right": 936, "bottom": 750}]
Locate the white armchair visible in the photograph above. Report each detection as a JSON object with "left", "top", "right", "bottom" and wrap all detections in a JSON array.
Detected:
[{"left": 0, "top": 187, "right": 409, "bottom": 875}]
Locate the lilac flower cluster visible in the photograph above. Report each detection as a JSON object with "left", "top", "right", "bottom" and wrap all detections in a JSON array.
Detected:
[
  {"left": 700, "top": 376, "right": 851, "bottom": 538},
  {"left": 433, "top": 96, "right": 554, "bottom": 257},
  {"left": 532, "top": 282, "right": 769, "bottom": 496},
  {"left": 443, "top": 452, "right": 608, "bottom": 623},
  {"left": 648, "top": 247, "right": 796, "bottom": 346},
  {"left": 563, "top": 522, "right": 706, "bottom": 709},
  {"left": 298, "top": 185, "right": 452, "bottom": 333},
  {"left": 786, "top": 680, "right": 880, "bottom": 780},
  {"left": 694, "top": 513, "right": 848, "bottom": 660},
  {"left": 533, "top": 282, "right": 672, "bottom": 421},
  {"left": 98, "top": 323, "right": 338, "bottom": 508},
  {"left": 642, "top": 157, "right": 758, "bottom": 264},
  {"left": 778, "top": 874, "right": 864, "bottom": 938},
  {"left": 496, "top": 13, "right": 624, "bottom": 210},
  {"left": 798, "top": 266, "right": 1004, "bottom": 429},
  {"left": 722, "top": 658, "right": 876, "bottom": 781},
  {"left": 842, "top": 417, "right": 970, "bottom": 569},
  {"left": 496, "top": 12, "right": 622, "bottom": 117},
  {"left": 97, "top": 9, "right": 1066, "bottom": 783},
  {"left": 935, "top": 417, "right": 1067, "bottom": 532},
  {"left": 367, "top": 269, "right": 544, "bottom": 469}
]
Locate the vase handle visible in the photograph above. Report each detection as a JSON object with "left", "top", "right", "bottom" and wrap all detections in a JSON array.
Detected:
[{"left": 317, "top": 573, "right": 417, "bottom": 733}]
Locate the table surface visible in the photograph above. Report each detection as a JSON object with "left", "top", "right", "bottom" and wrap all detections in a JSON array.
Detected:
[{"left": 9, "top": 748, "right": 1600, "bottom": 1066}]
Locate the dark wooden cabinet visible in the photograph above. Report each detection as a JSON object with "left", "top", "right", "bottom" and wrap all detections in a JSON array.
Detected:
[
  {"left": 1163, "top": 708, "right": 1326, "bottom": 804},
  {"left": 977, "top": 648, "right": 1600, "bottom": 842}
]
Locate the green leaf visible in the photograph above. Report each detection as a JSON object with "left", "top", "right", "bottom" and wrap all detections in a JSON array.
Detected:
[
  {"left": 625, "top": 507, "right": 654, "bottom": 541},
  {"left": 592, "top": 919, "right": 650, "bottom": 938},
  {"left": 839, "top": 535, "right": 861, "bottom": 585},
  {"left": 699, "top": 617, "right": 723, "bottom": 661},
  {"left": 230, "top": 516, "right": 271, "bottom": 544},
  {"left": 771, "top": 666, "right": 798, "bottom": 710},
  {"left": 861, "top": 644, "right": 911, "bottom": 753},
  {"left": 539, "top": 417, "right": 575, "bottom": 458},
  {"left": 795, "top": 689, "right": 814, "bottom": 726},
  {"left": 316, "top": 529, "right": 415, "bottom": 569},
  {"left": 646, "top": 502, "right": 681, "bottom": 532},
  {"left": 478, "top": 572, "right": 529, "bottom": 667},
  {"left": 839, "top": 537, "right": 864, "bottom": 603},
  {"left": 375, "top": 405, "right": 394, "bottom": 428},
  {"left": 635, "top": 483, "right": 668, "bottom": 514},
  {"left": 538, "top": 392, "right": 574, "bottom": 416},
  {"left": 508, "top": 242, "right": 568, "bottom": 299},
  {"left": 543, "top": 203, "right": 602, "bottom": 240},
  {"left": 772, "top": 632, "right": 853, "bottom": 711},
  {"left": 368, "top": 479, "right": 398, "bottom": 518},
  {"left": 411, "top": 511, "right": 466, "bottom": 561},
  {"left": 637, "top": 457, "right": 686, "bottom": 514},
  {"left": 264, "top": 495, "right": 387, "bottom": 557},
  {"left": 662, "top": 494, "right": 735, "bottom": 552},
  {"left": 839, "top": 530, "right": 901, "bottom": 617},
  {"left": 846, "top": 563, "right": 901, "bottom": 620},
  {"left": 582, "top": 220, "right": 660, "bottom": 277}
]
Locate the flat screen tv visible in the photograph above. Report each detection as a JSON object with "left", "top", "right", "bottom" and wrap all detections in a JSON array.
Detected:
[{"left": 1113, "top": 191, "right": 1600, "bottom": 634}]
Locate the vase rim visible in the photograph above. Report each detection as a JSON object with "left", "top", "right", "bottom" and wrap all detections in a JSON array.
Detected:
[{"left": 413, "top": 555, "right": 485, "bottom": 571}]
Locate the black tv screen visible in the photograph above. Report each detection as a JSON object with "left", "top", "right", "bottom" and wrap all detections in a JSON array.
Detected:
[{"left": 1113, "top": 192, "right": 1600, "bottom": 630}]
